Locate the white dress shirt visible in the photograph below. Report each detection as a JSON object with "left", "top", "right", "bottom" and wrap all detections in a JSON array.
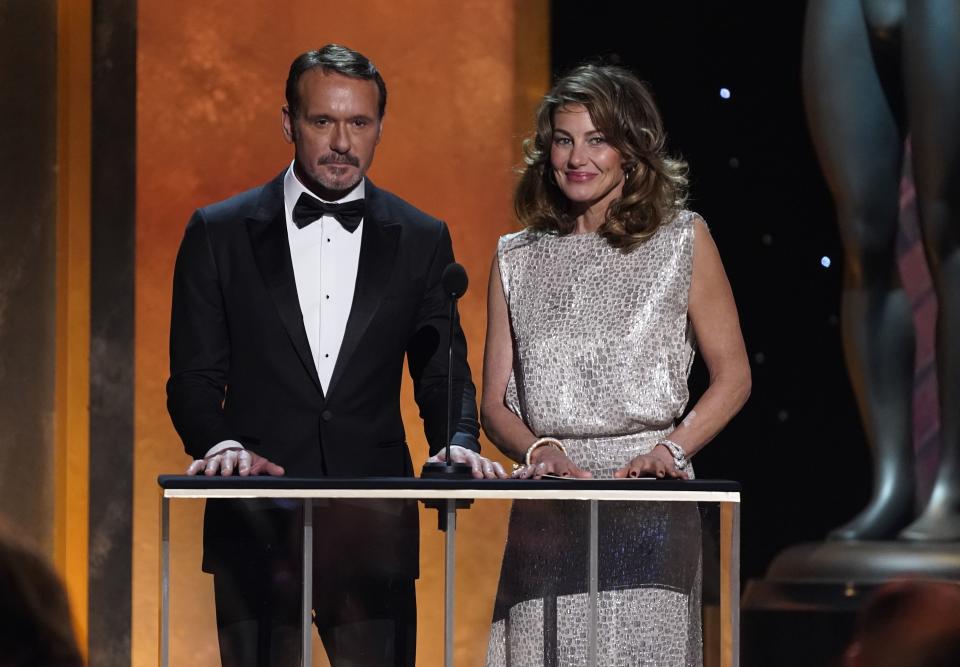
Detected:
[{"left": 204, "top": 164, "right": 364, "bottom": 458}]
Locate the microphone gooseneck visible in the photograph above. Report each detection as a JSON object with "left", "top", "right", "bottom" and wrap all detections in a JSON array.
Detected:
[
  {"left": 442, "top": 263, "right": 467, "bottom": 467},
  {"left": 420, "top": 262, "right": 473, "bottom": 482},
  {"left": 420, "top": 262, "right": 475, "bottom": 536}
]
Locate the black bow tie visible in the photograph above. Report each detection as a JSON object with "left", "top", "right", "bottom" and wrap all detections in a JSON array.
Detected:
[{"left": 292, "top": 193, "right": 365, "bottom": 233}]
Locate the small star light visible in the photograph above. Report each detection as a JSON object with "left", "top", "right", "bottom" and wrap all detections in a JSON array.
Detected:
[
  {"left": 821, "top": 256, "right": 832, "bottom": 268},
  {"left": 720, "top": 87, "right": 731, "bottom": 99}
]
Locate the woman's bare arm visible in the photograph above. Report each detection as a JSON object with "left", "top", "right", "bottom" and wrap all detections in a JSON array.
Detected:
[{"left": 616, "top": 218, "right": 751, "bottom": 477}]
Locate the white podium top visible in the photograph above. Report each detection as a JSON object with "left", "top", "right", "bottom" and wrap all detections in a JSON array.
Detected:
[{"left": 158, "top": 476, "right": 741, "bottom": 503}]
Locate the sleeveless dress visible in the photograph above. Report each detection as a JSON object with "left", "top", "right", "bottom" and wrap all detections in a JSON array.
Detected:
[{"left": 485, "top": 211, "right": 704, "bottom": 667}]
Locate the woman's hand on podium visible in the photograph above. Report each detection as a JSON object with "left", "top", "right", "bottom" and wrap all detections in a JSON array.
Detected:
[
  {"left": 613, "top": 448, "right": 688, "bottom": 479},
  {"left": 426, "top": 445, "right": 508, "bottom": 479},
  {"left": 185, "top": 447, "right": 285, "bottom": 477},
  {"left": 512, "top": 447, "right": 592, "bottom": 480}
]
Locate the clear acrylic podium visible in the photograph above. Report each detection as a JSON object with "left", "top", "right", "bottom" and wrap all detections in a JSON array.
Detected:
[{"left": 158, "top": 476, "right": 741, "bottom": 666}]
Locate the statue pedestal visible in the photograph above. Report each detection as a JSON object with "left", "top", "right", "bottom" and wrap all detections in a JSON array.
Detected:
[{"left": 742, "top": 541, "right": 960, "bottom": 666}]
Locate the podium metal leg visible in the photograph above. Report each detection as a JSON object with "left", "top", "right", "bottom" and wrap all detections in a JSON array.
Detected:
[
  {"left": 444, "top": 500, "right": 457, "bottom": 667},
  {"left": 302, "top": 500, "right": 313, "bottom": 667},
  {"left": 588, "top": 500, "right": 598, "bottom": 667},
  {"left": 720, "top": 502, "right": 741, "bottom": 667},
  {"left": 159, "top": 495, "right": 169, "bottom": 667}
]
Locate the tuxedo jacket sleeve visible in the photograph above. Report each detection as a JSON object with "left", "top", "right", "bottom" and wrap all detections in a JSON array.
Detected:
[
  {"left": 166, "top": 208, "right": 236, "bottom": 459},
  {"left": 405, "top": 218, "right": 480, "bottom": 456}
]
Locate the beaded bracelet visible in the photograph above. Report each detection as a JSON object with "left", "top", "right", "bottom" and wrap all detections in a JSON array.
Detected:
[
  {"left": 524, "top": 437, "right": 567, "bottom": 466},
  {"left": 655, "top": 439, "right": 689, "bottom": 470}
]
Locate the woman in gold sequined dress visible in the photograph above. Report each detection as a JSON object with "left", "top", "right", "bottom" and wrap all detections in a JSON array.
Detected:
[{"left": 481, "top": 64, "right": 751, "bottom": 666}]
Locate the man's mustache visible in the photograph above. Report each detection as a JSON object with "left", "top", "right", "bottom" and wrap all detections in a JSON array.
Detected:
[{"left": 319, "top": 153, "right": 359, "bottom": 168}]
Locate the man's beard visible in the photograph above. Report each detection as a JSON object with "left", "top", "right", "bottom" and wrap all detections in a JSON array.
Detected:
[{"left": 295, "top": 151, "right": 364, "bottom": 198}]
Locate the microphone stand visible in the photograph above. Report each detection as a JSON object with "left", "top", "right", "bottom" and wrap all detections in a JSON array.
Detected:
[
  {"left": 419, "top": 283, "right": 474, "bottom": 512},
  {"left": 419, "top": 263, "right": 475, "bottom": 667},
  {"left": 421, "top": 263, "right": 474, "bottom": 483}
]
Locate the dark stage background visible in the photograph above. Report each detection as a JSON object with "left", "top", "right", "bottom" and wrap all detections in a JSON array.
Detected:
[{"left": 552, "top": 1, "right": 872, "bottom": 584}]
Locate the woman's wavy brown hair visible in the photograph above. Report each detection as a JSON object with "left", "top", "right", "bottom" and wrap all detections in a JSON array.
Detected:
[{"left": 515, "top": 64, "right": 688, "bottom": 251}]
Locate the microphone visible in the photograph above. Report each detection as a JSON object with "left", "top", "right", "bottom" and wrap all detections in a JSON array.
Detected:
[
  {"left": 441, "top": 263, "right": 468, "bottom": 299},
  {"left": 421, "top": 262, "right": 474, "bottom": 480}
]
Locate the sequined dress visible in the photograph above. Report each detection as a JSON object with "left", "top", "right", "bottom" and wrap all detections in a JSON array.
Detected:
[{"left": 486, "top": 211, "right": 703, "bottom": 667}]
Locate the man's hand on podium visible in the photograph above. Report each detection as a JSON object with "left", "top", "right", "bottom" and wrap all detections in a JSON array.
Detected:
[
  {"left": 426, "top": 445, "right": 508, "bottom": 479},
  {"left": 186, "top": 447, "right": 285, "bottom": 477}
]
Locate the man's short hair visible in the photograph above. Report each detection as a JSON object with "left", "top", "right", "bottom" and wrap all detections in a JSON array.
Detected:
[{"left": 285, "top": 44, "right": 387, "bottom": 119}]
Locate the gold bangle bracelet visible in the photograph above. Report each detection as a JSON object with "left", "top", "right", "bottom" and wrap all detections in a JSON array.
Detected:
[{"left": 524, "top": 437, "right": 567, "bottom": 466}]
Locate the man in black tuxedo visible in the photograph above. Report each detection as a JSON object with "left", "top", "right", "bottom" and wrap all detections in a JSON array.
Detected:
[{"left": 167, "top": 44, "right": 505, "bottom": 667}]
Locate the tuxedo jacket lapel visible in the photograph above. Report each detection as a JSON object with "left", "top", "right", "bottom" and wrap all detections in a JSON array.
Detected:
[
  {"left": 246, "top": 174, "right": 324, "bottom": 396},
  {"left": 326, "top": 182, "right": 400, "bottom": 399}
]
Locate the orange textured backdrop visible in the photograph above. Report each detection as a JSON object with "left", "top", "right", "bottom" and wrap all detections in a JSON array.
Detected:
[{"left": 133, "top": 1, "right": 547, "bottom": 665}]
